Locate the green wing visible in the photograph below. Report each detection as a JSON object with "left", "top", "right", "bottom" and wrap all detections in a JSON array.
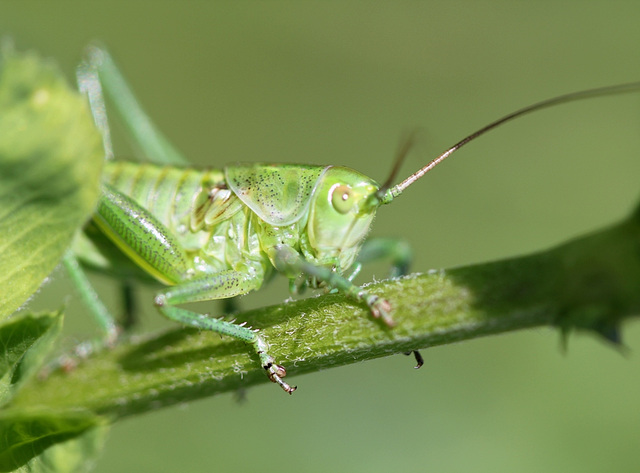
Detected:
[{"left": 225, "top": 163, "right": 329, "bottom": 226}]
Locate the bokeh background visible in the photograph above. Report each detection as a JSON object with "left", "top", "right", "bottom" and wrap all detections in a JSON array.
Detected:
[{"left": 3, "top": 2, "right": 640, "bottom": 472}]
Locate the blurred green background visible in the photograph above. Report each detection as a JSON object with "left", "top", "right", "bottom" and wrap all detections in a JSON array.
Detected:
[{"left": 3, "top": 2, "right": 640, "bottom": 472}]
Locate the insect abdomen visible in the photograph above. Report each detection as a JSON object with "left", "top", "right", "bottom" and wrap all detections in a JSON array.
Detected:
[
  {"left": 103, "top": 161, "right": 225, "bottom": 233},
  {"left": 102, "top": 161, "right": 253, "bottom": 275}
]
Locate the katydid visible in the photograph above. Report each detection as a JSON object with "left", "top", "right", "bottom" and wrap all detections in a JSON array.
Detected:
[{"left": 67, "top": 46, "right": 640, "bottom": 394}]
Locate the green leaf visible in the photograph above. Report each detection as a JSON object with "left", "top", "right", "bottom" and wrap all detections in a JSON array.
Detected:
[
  {"left": 0, "top": 312, "right": 105, "bottom": 472},
  {"left": 16, "top": 422, "right": 109, "bottom": 473},
  {"left": 0, "top": 409, "right": 108, "bottom": 472},
  {"left": 0, "top": 312, "right": 63, "bottom": 406},
  {"left": 0, "top": 45, "right": 104, "bottom": 319}
]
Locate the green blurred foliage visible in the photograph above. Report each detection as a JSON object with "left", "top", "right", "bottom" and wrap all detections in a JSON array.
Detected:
[
  {"left": 0, "top": 47, "right": 103, "bottom": 318},
  {"left": 2, "top": 2, "right": 640, "bottom": 472}
]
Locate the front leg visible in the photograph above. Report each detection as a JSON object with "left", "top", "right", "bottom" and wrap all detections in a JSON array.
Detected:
[
  {"left": 154, "top": 266, "right": 296, "bottom": 394},
  {"left": 274, "top": 246, "right": 394, "bottom": 327}
]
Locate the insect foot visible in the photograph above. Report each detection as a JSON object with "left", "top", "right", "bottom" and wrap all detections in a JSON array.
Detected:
[
  {"left": 39, "top": 338, "right": 115, "bottom": 381},
  {"left": 264, "top": 362, "right": 297, "bottom": 394},
  {"left": 367, "top": 295, "right": 395, "bottom": 327},
  {"left": 255, "top": 336, "right": 297, "bottom": 394}
]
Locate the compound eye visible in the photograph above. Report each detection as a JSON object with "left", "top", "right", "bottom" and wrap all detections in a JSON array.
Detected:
[{"left": 331, "top": 184, "right": 354, "bottom": 214}]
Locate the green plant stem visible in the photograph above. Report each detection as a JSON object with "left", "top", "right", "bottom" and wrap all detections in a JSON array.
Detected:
[{"left": 8, "top": 211, "right": 640, "bottom": 420}]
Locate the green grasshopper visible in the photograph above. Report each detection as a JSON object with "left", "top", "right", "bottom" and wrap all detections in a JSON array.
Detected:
[{"left": 66, "top": 46, "right": 640, "bottom": 394}]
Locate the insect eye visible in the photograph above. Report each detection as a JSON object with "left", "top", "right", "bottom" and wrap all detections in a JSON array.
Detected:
[{"left": 330, "top": 184, "right": 354, "bottom": 214}]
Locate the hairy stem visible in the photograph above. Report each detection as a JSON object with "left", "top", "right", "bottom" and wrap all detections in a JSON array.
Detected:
[{"left": 8, "top": 210, "right": 640, "bottom": 420}]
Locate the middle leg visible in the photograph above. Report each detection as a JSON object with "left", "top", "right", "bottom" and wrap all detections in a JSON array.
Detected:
[{"left": 154, "top": 266, "right": 297, "bottom": 394}]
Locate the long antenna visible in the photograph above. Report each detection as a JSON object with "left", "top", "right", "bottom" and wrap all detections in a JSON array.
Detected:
[{"left": 379, "top": 81, "right": 640, "bottom": 204}]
